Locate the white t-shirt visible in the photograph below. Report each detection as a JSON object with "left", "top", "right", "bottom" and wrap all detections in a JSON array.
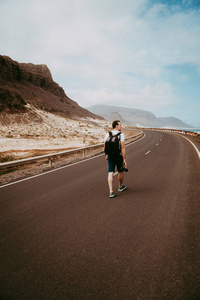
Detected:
[{"left": 104, "top": 130, "right": 125, "bottom": 143}]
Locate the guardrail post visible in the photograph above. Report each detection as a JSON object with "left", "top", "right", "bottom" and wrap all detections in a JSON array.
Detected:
[
  {"left": 49, "top": 157, "right": 53, "bottom": 168},
  {"left": 83, "top": 150, "right": 85, "bottom": 159}
]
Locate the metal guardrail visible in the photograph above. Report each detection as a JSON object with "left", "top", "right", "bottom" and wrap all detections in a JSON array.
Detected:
[{"left": 0, "top": 132, "right": 143, "bottom": 170}]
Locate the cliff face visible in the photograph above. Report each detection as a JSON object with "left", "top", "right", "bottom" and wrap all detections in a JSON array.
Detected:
[
  {"left": 0, "top": 55, "right": 102, "bottom": 119},
  {"left": 0, "top": 56, "right": 53, "bottom": 80},
  {"left": 0, "top": 88, "right": 27, "bottom": 113}
]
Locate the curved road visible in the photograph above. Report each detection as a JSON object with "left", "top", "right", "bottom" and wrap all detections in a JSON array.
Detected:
[{"left": 0, "top": 130, "right": 200, "bottom": 299}]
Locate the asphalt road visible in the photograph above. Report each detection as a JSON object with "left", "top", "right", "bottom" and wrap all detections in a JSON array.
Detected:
[{"left": 0, "top": 130, "right": 200, "bottom": 299}]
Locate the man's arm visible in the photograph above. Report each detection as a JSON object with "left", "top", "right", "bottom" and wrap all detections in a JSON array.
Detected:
[
  {"left": 120, "top": 141, "right": 127, "bottom": 167},
  {"left": 104, "top": 133, "right": 109, "bottom": 161}
]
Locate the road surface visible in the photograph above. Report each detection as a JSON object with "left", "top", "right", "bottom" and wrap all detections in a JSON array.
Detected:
[{"left": 0, "top": 130, "right": 200, "bottom": 299}]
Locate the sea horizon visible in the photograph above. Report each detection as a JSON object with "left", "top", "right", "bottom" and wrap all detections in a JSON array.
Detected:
[{"left": 182, "top": 128, "right": 200, "bottom": 134}]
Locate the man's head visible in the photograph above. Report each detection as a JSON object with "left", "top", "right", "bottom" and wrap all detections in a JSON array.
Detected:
[{"left": 112, "top": 120, "right": 122, "bottom": 131}]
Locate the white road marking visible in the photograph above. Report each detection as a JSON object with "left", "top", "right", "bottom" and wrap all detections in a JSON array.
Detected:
[
  {"left": 114, "top": 172, "right": 118, "bottom": 176},
  {"left": 156, "top": 143, "right": 159, "bottom": 146},
  {"left": 182, "top": 136, "right": 200, "bottom": 159},
  {"left": 0, "top": 153, "right": 104, "bottom": 189},
  {"left": 145, "top": 150, "right": 151, "bottom": 155}
]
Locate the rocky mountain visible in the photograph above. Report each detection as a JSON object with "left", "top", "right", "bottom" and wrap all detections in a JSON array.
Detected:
[
  {"left": 0, "top": 55, "right": 102, "bottom": 120},
  {"left": 87, "top": 105, "right": 194, "bottom": 129}
]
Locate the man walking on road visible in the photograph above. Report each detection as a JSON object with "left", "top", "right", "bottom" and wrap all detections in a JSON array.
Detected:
[{"left": 104, "top": 120, "right": 127, "bottom": 198}]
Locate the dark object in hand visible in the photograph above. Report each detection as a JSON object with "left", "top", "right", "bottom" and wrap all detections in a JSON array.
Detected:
[{"left": 120, "top": 165, "right": 128, "bottom": 172}]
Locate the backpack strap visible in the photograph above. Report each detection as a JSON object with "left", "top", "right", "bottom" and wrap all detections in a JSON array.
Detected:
[
  {"left": 117, "top": 132, "right": 121, "bottom": 140},
  {"left": 108, "top": 131, "right": 121, "bottom": 140},
  {"left": 109, "top": 131, "right": 121, "bottom": 136},
  {"left": 118, "top": 132, "right": 121, "bottom": 137}
]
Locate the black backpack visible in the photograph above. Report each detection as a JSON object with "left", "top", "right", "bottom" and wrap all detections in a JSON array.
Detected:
[{"left": 104, "top": 131, "right": 121, "bottom": 155}]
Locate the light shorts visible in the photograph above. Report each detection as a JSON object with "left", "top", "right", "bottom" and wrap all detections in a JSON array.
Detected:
[{"left": 108, "top": 154, "right": 123, "bottom": 173}]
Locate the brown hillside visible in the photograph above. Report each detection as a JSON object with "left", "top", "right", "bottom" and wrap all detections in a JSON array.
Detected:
[{"left": 0, "top": 55, "right": 103, "bottom": 120}]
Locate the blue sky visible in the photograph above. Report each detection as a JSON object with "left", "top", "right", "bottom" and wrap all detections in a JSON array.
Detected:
[{"left": 0, "top": 0, "right": 200, "bottom": 127}]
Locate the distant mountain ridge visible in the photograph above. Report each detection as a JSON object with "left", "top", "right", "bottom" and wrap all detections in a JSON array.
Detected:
[
  {"left": 87, "top": 105, "right": 194, "bottom": 129},
  {"left": 0, "top": 55, "right": 102, "bottom": 120}
]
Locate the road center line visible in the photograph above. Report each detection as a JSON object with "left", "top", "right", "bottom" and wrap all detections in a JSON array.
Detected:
[{"left": 145, "top": 150, "right": 151, "bottom": 155}]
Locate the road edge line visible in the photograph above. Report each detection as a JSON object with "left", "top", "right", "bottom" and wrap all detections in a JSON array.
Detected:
[{"left": 181, "top": 135, "right": 200, "bottom": 159}]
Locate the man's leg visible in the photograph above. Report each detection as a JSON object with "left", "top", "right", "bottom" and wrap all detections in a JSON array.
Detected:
[
  {"left": 118, "top": 171, "right": 126, "bottom": 192},
  {"left": 117, "top": 155, "right": 124, "bottom": 189},
  {"left": 118, "top": 172, "right": 123, "bottom": 188},
  {"left": 108, "top": 172, "right": 114, "bottom": 193}
]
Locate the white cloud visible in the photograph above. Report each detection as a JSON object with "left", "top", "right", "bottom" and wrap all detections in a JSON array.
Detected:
[
  {"left": 190, "top": 104, "right": 200, "bottom": 109},
  {"left": 1, "top": 0, "right": 200, "bottom": 71},
  {"left": 179, "top": 74, "right": 188, "bottom": 82},
  {"left": 70, "top": 80, "right": 179, "bottom": 111},
  {"left": 0, "top": 0, "right": 200, "bottom": 125}
]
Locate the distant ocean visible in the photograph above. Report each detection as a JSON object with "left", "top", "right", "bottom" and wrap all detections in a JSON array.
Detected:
[{"left": 182, "top": 128, "right": 200, "bottom": 134}]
